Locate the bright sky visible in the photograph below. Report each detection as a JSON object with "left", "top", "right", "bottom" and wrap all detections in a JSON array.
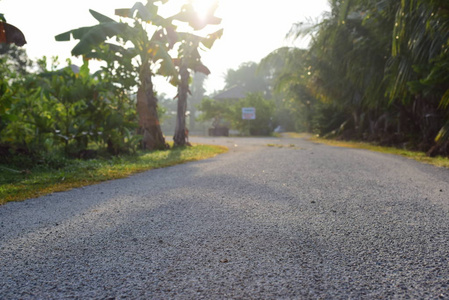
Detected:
[{"left": 0, "top": 0, "right": 329, "bottom": 96}]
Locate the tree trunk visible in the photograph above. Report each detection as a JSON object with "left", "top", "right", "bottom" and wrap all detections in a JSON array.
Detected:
[
  {"left": 173, "top": 66, "right": 190, "bottom": 147},
  {"left": 137, "top": 64, "right": 166, "bottom": 150}
]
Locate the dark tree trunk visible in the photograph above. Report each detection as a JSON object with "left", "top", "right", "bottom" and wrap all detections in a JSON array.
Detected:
[
  {"left": 137, "top": 64, "right": 166, "bottom": 150},
  {"left": 173, "top": 66, "right": 190, "bottom": 147}
]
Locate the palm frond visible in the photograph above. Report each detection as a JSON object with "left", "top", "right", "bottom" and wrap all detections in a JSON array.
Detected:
[{"left": 435, "top": 121, "right": 449, "bottom": 142}]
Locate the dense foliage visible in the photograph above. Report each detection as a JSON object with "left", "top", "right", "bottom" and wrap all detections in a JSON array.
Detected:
[
  {"left": 197, "top": 93, "right": 275, "bottom": 135},
  {"left": 271, "top": 0, "right": 449, "bottom": 156},
  {"left": 197, "top": 60, "right": 303, "bottom": 135},
  {"left": 0, "top": 50, "right": 139, "bottom": 167},
  {"left": 3, "top": 0, "right": 448, "bottom": 165},
  {"left": 1, "top": 0, "right": 222, "bottom": 170}
]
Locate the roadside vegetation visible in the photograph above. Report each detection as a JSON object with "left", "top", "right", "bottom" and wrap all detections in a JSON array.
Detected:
[
  {"left": 0, "top": 1, "right": 226, "bottom": 204},
  {"left": 266, "top": 0, "right": 449, "bottom": 157},
  {"left": 0, "top": 144, "right": 227, "bottom": 205},
  {"left": 201, "top": 0, "right": 449, "bottom": 159},
  {"left": 1, "top": 1, "right": 222, "bottom": 161},
  {"left": 0, "top": 0, "right": 225, "bottom": 204},
  {"left": 1, "top": 0, "right": 448, "bottom": 204}
]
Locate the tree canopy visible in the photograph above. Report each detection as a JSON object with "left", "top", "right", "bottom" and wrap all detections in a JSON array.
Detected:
[{"left": 265, "top": 0, "right": 449, "bottom": 156}]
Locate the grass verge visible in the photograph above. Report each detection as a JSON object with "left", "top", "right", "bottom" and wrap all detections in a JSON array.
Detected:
[
  {"left": 308, "top": 135, "right": 449, "bottom": 169},
  {"left": 0, "top": 144, "right": 227, "bottom": 205}
]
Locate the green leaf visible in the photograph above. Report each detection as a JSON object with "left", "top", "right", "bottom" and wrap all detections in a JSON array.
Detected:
[
  {"left": 151, "top": 42, "right": 176, "bottom": 77},
  {"left": 435, "top": 122, "right": 449, "bottom": 142},
  {"left": 338, "top": 0, "right": 352, "bottom": 24},
  {"left": 80, "top": 60, "right": 90, "bottom": 78},
  {"left": 115, "top": 8, "right": 132, "bottom": 18},
  {"left": 201, "top": 28, "right": 223, "bottom": 49},
  {"left": 55, "top": 31, "right": 71, "bottom": 41},
  {"left": 106, "top": 43, "right": 135, "bottom": 56},
  {"left": 132, "top": 2, "right": 154, "bottom": 21},
  {"left": 177, "top": 32, "right": 201, "bottom": 44},
  {"left": 194, "top": 63, "right": 210, "bottom": 75},
  {"left": 89, "top": 9, "right": 116, "bottom": 23},
  {"left": 439, "top": 88, "right": 449, "bottom": 109},
  {"left": 70, "top": 23, "right": 128, "bottom": 56},
  {"left": 55, "top": 26, "right": 96, "bottom": 42}
]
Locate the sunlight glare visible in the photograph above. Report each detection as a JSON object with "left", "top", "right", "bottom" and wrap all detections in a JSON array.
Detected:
[{"left": 192, "top": 0, "right": 216, "bottom": 21}]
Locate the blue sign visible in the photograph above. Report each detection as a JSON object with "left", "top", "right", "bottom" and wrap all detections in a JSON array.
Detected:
[{"left": 242, "top": 107, "right": 256, "bottom": 120}]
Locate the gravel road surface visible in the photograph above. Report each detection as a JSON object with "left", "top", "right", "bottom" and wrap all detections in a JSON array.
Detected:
[{"left": 1, "top": 136, "right": 449, "bottom": 299}]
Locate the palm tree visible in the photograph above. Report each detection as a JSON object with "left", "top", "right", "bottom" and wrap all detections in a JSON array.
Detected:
[
  {"left": 288, "top": 0, "right": 386, "bottom": 137},
  {"left": 390, "top": 0, "right": 449, "bottom": 153},
  {"left": 283, "top": 0, "right": 449, "bottom": 154}
]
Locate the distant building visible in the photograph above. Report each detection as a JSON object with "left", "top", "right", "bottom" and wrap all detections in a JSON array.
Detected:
[{"left": 213, "top": 85, "right": 247, "bottom": 101}]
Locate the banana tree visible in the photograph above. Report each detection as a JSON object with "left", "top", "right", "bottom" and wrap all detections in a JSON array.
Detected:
[
  {"left": 172, "top": 29, "right": 222, "bottom": 146},
  {"left": 55, "top": 1, "right": 177, "bottom": 150},
  {"left": 170, "top": 1, "right": 222, "bottom": 146}
]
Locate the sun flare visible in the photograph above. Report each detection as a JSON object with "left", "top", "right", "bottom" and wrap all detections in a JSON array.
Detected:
[{"left": 192, "top": 0, "right": 218, "bottom": 21}]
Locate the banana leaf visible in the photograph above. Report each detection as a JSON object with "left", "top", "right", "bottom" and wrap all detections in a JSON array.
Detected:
[{"left": 0, "top": 21, "right": 26, "bottom": 46}]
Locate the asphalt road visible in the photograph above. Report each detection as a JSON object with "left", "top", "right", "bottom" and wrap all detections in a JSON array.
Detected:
[{"left": 1, "top": 136, "right": 449, "bottom": 299}]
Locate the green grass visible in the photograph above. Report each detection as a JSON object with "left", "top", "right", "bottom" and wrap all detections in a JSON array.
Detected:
[
  {"left": 0, "top": 144, "right": 228, "bottom": 205},
  {"left": 309, "top": 136, "right": 449, "bottom": 168}
]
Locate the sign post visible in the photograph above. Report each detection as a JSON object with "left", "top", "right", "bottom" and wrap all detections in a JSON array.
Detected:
[{"left": 242, "top": 107, "right": 256, "bottom": 135}]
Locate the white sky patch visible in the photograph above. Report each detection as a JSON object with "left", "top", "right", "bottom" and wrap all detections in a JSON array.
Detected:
[{"left": 192, "top": 0, "right": 216, "bottom": 21}]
